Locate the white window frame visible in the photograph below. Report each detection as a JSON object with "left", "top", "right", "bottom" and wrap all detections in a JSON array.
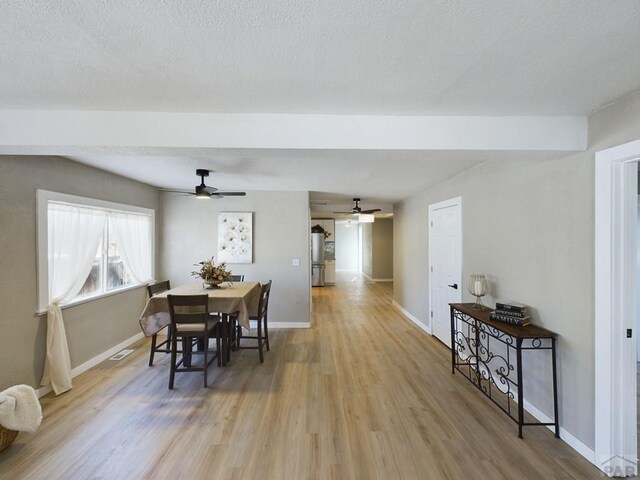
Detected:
[{"left": 36, "top": 190, "right": 155, "bottom": 313}]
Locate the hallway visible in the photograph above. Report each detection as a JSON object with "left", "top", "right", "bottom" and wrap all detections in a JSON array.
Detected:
[{"left": 0, "top": 273, "right": 600, "bottom": 479}]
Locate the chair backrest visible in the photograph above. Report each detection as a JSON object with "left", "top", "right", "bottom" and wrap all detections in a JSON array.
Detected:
[
  {"left": 167, "top": 294, "right": 209, "bottom": 326},
  {"left": 230, "top": 275, "right": 245, "bottom": 282},
  {"left": 147, "top": 280, "right": 171, "bottom": 297},
  {"left": 256, "top": 281, "right": 272, "bottom": 320}
]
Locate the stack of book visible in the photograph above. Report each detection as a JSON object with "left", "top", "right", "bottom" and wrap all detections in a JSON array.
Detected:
[{"left": 489, "top": 301, "right": 530, "bottom": 326}]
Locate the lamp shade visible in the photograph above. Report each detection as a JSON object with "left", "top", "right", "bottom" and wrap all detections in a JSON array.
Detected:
[{"left": 468, "top": 274, "right": 487, "bottom": 297}]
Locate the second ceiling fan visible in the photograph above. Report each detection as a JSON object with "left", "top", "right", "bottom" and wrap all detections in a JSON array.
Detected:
[
  {"left": 333, "top": 198, "right": 381, "bottom": 215},
  {"left": 161, "top": 169, "right": 246, "bottom": 199}
]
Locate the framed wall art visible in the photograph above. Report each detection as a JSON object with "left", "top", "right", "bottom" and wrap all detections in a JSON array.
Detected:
[{"left": 217, "top": 212, "right": 253, "bottom": 264}]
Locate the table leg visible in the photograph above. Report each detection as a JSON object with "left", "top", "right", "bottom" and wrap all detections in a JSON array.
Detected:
[
  {"left": 516, "top": 337, "right": 524, "bottom": 439},
  {"left": 552, "top": 337, "right": 560, "bottom": 438},
  {"left": 221, "top": 314, "right": 228, "bottom": 366},
  {"left": 183, "top": 337, "right": 192, "bottom": 368},
  {"left": 450, "top": 306, "right": 456, "bottom": 374}
]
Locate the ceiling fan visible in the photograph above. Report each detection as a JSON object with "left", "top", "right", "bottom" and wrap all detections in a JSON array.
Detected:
[
  {"left": 333, "top": 198, "right": 381, "bottom": 215},
  {"left": 160, "top": 169, "right": 246, "bottom": 199}
]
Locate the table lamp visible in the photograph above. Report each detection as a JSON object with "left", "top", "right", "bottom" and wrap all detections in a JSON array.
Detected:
[{"left": 468, "top": 274, "right": 488, "bottom": 310}]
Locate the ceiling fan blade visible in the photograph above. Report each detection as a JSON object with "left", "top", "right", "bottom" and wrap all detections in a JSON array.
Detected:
[
  {"left": 360, "top": 209, "right": 381, "bottom": 214},
  {"left": 212, "top": 192, "right": 246, "bottom": 196},
  {"left": 203, "top": 185, "right": 218, "bottom": 193},
  {"left": 332, "top": 211, "right": 354, "bottom": 214},
  {"left": 159, "top": 189, "right": 196, "bottom": 195}
]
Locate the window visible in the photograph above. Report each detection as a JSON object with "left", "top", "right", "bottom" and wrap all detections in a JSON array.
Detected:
[
  {"left": 74, "top": 216, "right": 136, "bottom": 301},
  {"left": 37, "top": 191, "right": 154, "bottom": 312}
]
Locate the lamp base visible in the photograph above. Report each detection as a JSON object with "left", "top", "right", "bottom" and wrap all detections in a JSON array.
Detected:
[{"left": 471, "top": 296, "right": 489, "bottom": 311}]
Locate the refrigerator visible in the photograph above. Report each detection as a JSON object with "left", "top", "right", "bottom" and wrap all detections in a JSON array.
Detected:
[{"left": 311, "top": 232, "right": 325, "bottom": 287}]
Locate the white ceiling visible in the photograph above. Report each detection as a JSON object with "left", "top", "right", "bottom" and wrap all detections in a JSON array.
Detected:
[
  {"left": 0, "top": 0, "right": 638, "bottom": 115},
  {"left": 67, "top": 149, "right": 565, "bottom": 204},
  {"left": 1, "top": 1, "right": 639, "bottom": 205}
]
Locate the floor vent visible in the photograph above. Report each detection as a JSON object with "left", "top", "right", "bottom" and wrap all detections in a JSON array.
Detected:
[{"left": 109, "top": 349, "right": 134, "bottom": 361}]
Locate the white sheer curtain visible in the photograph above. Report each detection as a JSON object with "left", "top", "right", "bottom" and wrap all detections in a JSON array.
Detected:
[
  {"left": 110, "top": 212, "right": 152, "bottom": 284},
  {"left": 41, "top": 203, "right": 107, "bottom": 395}
]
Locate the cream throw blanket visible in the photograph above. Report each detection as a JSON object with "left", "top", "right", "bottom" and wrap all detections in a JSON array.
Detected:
[{"left": 0, "top": 385, "right": 42, "bottom": 433}]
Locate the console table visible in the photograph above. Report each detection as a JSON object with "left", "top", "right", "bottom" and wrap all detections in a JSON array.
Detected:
[{"left": 449, "top": 303, "right": 559, "bottom": 439}]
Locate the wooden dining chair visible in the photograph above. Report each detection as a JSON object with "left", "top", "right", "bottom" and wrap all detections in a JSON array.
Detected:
[
  {"left": 237, "top": 280, "right": 272, "bottom": 363},
  {"left": 167, "top": 294, "right": 221, "bottom": 389},
  {"left": 147, "top": 280, "right": 171, "bottom": 366}
]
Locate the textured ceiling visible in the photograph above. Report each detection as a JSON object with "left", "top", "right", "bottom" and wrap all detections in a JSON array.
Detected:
[
  {"left": 1, "top": 0, "right": 639, "bottom": 115},
  {"left": 2, "top": 2, "right": 638, "bottom": 204}
]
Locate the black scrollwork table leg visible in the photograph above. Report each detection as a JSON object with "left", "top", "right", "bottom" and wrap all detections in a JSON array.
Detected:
[
  {"left": 552, "top": 337, "right": 560, "bottom": 438},
  {"left": 450, "top": 306, "right": 456, "bottom": 374},
  {"left": 516, "top": 337, "right": 524, "bottom": 439}
]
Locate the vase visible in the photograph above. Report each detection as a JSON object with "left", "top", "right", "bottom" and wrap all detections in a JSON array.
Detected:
[{"left": 203, "top": 281, "right": 222, "bottom": 289}]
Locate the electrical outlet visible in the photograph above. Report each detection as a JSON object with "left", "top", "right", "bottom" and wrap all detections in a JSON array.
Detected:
[{"left": 292, "top": 258, "right": 300, "bottom": 266}]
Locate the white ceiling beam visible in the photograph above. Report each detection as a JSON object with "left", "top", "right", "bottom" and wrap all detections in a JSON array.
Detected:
[{"left": 0, "top": 110, "right": 586, "bottom": 153}]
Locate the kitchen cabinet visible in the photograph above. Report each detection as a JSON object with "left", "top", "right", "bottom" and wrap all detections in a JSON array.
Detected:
[{"left": 325, "top": 260, "right": 336, "bottom": 284}]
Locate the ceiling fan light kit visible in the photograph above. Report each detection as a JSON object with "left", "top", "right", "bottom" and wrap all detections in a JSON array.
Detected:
[
  {"left": 333, "top": 198, "right": 381, "bottom": 222},
  {"left": 160, "top": 169, "right": 246, "bottom": 199}
]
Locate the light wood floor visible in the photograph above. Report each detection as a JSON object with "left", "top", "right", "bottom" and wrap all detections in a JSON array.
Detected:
[{"left": 1, "top": 273, "right": 600, "bottom": 479}]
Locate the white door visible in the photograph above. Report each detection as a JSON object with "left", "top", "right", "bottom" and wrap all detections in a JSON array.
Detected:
[{"left": 429, "top": 197, "right": 462, "bottom": 347}]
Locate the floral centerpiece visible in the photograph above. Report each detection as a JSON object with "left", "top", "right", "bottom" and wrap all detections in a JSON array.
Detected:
[{"left": 191, "top": 256, "right": 232, "bottom": 288}]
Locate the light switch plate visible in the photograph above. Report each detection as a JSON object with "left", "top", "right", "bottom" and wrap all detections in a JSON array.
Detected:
[{"left": 292, "top": 258, "right": 300, "bottom": 266}]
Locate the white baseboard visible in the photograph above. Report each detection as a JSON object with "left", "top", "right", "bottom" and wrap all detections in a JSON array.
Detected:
[
  {"left": 362, "top": 272, "right": 393, "bottom": 283},
  {"left": 522, "top": 400, "right": 596, "bottom": 466},
  {"left": 392, "top": 300, "right": 431, "bottom": 335},
  {"left": 247, "top": 320, "right": 310, "bottom": 329},
  {"left": 35, "top": 385, "right": 53, "bottom": 398},
  {"left": 36, "top": 332, "right": 145, "bottom": 399},
  {"left": 271, "top": 322, "right": 310, "bottom": 328}
]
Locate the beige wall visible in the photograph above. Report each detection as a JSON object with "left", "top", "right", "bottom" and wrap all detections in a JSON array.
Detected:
[
  {"left": 393, "top": 89, "right": 640, "bottom": 451},
  {"left": 159, "top": 191, "right": 311, "bottom": 325},
  {"left": 361, "top": 220, "right": 394, "bottom": 279},
  {"left": 0, "top": 156, "right": 160, "bottom": 391},
  {"left": 360, "top": 223, "right": 373, "bottom": 277},
  {"left": 372, "top": 218, "right": 393, "bottom": 279}
]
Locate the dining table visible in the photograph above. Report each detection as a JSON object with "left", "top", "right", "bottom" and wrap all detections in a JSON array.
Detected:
[{"left": 139, "top": 281, "right": 261, "bottom": 365}]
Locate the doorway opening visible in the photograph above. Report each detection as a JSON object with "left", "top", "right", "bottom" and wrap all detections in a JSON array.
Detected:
[
  {"left": 335, "top": 219, "right": 360, "bottom": 272},
  {"left": 594, "top": 139, "right": 640, "bottom": 477}
]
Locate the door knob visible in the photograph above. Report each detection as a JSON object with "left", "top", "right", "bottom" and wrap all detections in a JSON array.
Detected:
[{"left": 448, "top": 283, "right": 458, "bottom": 289}]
